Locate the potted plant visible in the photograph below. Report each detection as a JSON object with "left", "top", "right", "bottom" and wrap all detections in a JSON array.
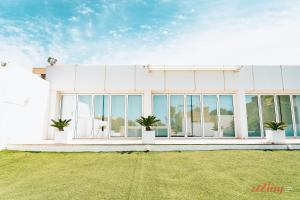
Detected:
[
  {"left": 51, "top": 118, "right": 72, "bottom": 144},
  {"left": 264, "top": 121, "right": 287, "bottom": 144},
  {"left": 136, "top": 116, "right": 160, "bottom": 144}
]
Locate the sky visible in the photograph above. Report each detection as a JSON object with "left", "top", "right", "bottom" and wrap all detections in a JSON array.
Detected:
[{"left": 0, "top": 0, "right": 300, "bottom": 69}]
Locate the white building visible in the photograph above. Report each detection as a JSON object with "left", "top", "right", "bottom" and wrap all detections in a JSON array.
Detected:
[
  {"left": 46, "top": 65, "right": 300, "bottom": 139},
  {"left": 1, "top": 65, "right": 300, "bottom": 150}
]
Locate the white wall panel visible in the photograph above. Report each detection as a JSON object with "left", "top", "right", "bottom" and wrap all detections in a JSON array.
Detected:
[
  {"left": 195, "top": 71, "right": 224, "bottom": 90},
  {"left": 236, "top": 66, "right": 253, "bottom": 90},
  {"left": 282, "top": 66, "right": 300, "bottom": 90},
  {"left": 136, "top": 66, "right": 164, "bottom": 90},
  {"left": 166, "top": 71, "right": 194, "bottom": 90},
  {"left": 75, "top": 66, "right": 105, "bottom": 91},
  {"left": 106, "top": 66, "right": 135, "bottom": 91},
  {"left": 253, "top": 66, "right": 282, "bottom": 89},
  {"left": 224, "top": 71, "right": 239, "bottom": 90},
  {"left": 46, "top": 66, "right": 76, "bottom": 90}
]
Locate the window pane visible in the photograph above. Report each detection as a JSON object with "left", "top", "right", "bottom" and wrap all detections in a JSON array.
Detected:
[
  {"left": 293, "top": 95, "right": 300, "bottom": 136},
  {"left": 77, "top": 95, "right": 93, "bottom": 138},
  {"left": 60, "top": 95, "right": 76, "bottom": 136},
  {"left": 261, "top": 95, "right": 276, "bottom": 135},
  {"left": 111, "top": 95, "right": 125, "bottom": 137},
  {"left": 186, "top": 95, "right": 202, "bottom": 137},
  {"left": 246, "top": 95, "right": 261, "bottom": 137},
  {"left": 153, "top": 95, "right": 168, "bottom": 137},
  {"left": 203, "top": 95, "right": 219, "bottom": 137},
  {"left": 219, "top": 95, "right": 235, "bottom": 137},
  {"left": 94, "top": 95, "right": 108, "bottom": 137},
  {"left": 277, "top": 95, "right": 294, "bottom": 136},
  {"left": 128, "top": 95, "right": 142, "bottom": 137},
  {"left": 170, "top": 95, "right": 185, "bottom": 137}
]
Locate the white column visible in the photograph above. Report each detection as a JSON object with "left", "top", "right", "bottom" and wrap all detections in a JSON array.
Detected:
[
  {"left": 143, "top": 90, "right": 152, "bottom": 116},
  {"left": 235, "top": 90, "right": 248, "bottom": 139}
]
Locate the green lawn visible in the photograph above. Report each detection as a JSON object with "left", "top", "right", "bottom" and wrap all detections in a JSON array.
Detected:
[{"left": 0, "top": 150, "right": 299, "bottom": 200}]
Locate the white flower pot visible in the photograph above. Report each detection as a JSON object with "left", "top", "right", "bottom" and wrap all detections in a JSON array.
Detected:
[
  {"left": 265, "top": 130, "right": 286, "bottom": 144},
  {"left": 54, "top": 130, "right": 72, "bottom": 144},
  {"left": 142, "top": 130, "right": 155, "bottom": 144}
]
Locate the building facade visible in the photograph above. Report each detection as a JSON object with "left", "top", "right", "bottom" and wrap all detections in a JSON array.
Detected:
[{"left": 45, "top": 65, "right": 300, "bottom": 141}]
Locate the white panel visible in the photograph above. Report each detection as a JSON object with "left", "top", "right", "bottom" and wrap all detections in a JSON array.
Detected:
[
  {"left": 224, "top": 71, "right": 239, "bottom": 90},
  {"left": 76, "top": 66, "right": 105, "bottom": 91},
  {"left": 106, "top": 66, "right": 135, "bottom": 91},
  {"left": 46, "top": 66, "right": 75, "bottom": 90},
  {"left": 253, "top": 66, "right": 282, "bottom": 89},
  {"left": 195, "top": 71, "right": 223, "bottom": 90},
  {"left": 166, "top": 71, "right": 194, "bottom": 90},
  {"left": 282, "top": 66, "right": 300, "bottom": 90},
  {"left": 136, "top": 66, "right": 164, "bottom": 90},
  {"left": 236, "top": 66, "right": 253, "bottom": 90}
]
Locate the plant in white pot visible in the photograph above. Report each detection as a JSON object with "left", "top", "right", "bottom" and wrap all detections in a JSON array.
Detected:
[
  {"left": 136, "top": 116, "right": 160, "bottom": 144},
  {"left": 264, "top": 121, "right": 287, "bottom": 144},
  {"left": 51, "top": 119, "right": 72, "bottom": 144}
]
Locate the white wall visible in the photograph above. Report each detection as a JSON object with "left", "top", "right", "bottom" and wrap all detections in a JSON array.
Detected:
[
  {"left": 0, "top": 66, "right": 50, "bottom": 145},
  {"left": 46, "top": 65, "right": 300, "bottom": 92}
]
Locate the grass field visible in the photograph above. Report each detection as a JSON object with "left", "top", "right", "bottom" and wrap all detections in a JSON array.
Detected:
[{"left": 0, "top": 150, "right": 299, "bottom": 200}]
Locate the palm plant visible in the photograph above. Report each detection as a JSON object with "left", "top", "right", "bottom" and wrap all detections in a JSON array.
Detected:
[
  {"left": 136, "top": 116, "right": 160, "bottom": 131},
  {"left": 51, "top": 119, "right": 71, "bottom": 131},
  {"left": 264, "top": 121, "right": 287, "bottom": 131}
]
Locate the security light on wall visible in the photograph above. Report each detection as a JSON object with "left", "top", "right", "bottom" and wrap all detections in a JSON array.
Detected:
[
  {"left": 1, "top": 62, "right": 7, "bottom": 67},
  {"left": 47, "top": 57, "right": 57, "bottom": 66}
]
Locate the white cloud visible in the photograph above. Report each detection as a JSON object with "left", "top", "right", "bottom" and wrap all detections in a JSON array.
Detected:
[
  {"left": 77, "top": 4, "right": 94, "bottom": 15},
  {"left": 1, "top": 1, "right": 300, "bottom": 69},
  {"left": 69, "top": 16, "right": 80, "bottom": 22}
]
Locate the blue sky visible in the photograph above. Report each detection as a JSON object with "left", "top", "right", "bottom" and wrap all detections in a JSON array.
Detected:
[{"left": 0, "top": 0, "right": 300, "bottom": 69}]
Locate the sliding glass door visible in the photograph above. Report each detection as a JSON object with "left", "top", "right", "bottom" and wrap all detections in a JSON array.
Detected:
[
  {"left": 94, "top": 95, "right": 108, "bottom": 137},
  {"left": 246, "top": 94, "right": 300, "bottom": 137},
  {"left": 203, "top": 95, "right": 218, "bottom": 137},
  {"left": 60, "top": 95, "right": 76, "bottom": 136},
  {"left": 277, "top": 95, "right": 293, "bottom": 136},
  {"left": 293, "top": 95, "right": 300, "bottom": 136},
  {"left": 127, "top": 95, "right": 142, "bottom": 137},
  {"left": 110, "top": 95, "right": 125, "bottom": 137},
  {"left": 186, "top": 95, "right": 202, "bottom": 137},
  {"left": 170, "top": 95, "right": 185, "bottom": 137},
  {"left": 77, "top": 95, "right": 93, "bottom": 138},
  {"left": 153, "top": 95, "right": 168, "bottom": 137},
  {"left": 60, "top": 94, "right": 142, "bottom": 138},
  {"left": 219, "top": 95, "right": 235, "bottom": 137},
  {"left": 245, "top": 95, "right": 261, "bottom": 137},
  {"left": 153, "top": 94, "right": 235, "bottom": 138}
]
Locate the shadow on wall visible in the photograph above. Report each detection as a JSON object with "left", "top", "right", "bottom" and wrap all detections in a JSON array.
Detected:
[{"left": 0, "top": 66, "right": 50, "bottom": 145}]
